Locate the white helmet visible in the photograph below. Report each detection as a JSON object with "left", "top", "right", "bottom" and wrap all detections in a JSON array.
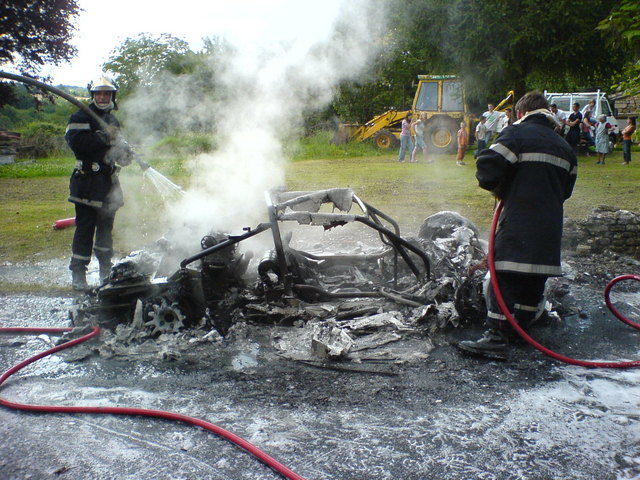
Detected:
[
  {"left": 88, "top": 75, "right": 118, "bottom": 110},
  {"left": 88, "top": 75, "right": 117, "bottom": 93}
]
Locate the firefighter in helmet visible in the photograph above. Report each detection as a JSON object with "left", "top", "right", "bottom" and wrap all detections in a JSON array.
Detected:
[{"left": 65, "top": 74, "right": 133, "bottom": 290}]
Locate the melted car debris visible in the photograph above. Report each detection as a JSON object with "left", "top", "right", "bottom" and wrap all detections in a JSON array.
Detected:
[{"left": 69, "top": 190, "right": 572, "bottom": 365}]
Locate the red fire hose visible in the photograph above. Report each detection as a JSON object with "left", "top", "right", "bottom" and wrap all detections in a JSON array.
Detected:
[
  {"left": 0, "top": 326, "right": 307, "bottom": 480},
  {"left": 489, "top": 200, "right": 640, "bottom": 368},
  {"left": 53, "top": 217, "right": 75, "bottom": 229}
]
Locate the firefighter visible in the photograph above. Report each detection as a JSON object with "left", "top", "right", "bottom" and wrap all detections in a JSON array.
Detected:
[
  {"left": 65, "top": 75, "right": 133, "bottom": 290},
  {"left": 458, "top": 91, "right": 578, "bottom": 359}
]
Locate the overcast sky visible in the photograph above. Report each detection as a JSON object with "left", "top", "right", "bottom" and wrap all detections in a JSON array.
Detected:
[{"left": 46, "top": 0, "right": 342, "bottom": 86}]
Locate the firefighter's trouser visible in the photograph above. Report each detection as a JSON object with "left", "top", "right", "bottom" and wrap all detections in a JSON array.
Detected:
[
  {"left": 485, "top": 272, "right": 548, "bottom": 329},
  {"left": 69, "top": 203, "right": 115, "bottom": 272}
]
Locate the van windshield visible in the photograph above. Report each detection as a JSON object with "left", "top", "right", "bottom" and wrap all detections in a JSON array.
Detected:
[{"left": 549, "top": 96, "right": 612, "bottom": 116}]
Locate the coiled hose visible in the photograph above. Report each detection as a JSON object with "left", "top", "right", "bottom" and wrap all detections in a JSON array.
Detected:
[
  {"left": 489, "top": 200, "right": 640, "bottom": 368},
  {"left": 0, "top": 326, "right": 307, "bottom": 480}
]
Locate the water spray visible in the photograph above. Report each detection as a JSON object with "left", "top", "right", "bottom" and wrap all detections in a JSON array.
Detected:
[{"left": 489, "top": 200, "right": 640, "bottom": 368}]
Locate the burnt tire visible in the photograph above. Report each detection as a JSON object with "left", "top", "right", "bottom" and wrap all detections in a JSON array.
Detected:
[
  {"left": 425, "top": 117, "right": 459, "bottom": 154},
  {"left": 372, "top": 129, "right": 398, "bottom": 150}
]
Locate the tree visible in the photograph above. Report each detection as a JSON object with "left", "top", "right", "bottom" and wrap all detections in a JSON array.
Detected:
[
  {"left": 102, "top": 33, "right": 196, "bottom": 97},
  {"left": 102, "top": 34, "right": 237, "bottom": 138},
  {"left": 0, "top": 0, "right": 81, "bottom": 107},
  {"left": 598, "top": 0, "right": 640, "bottom": 94},
  {"left": 390, "top": 0, "right": 629, "bottom": 104},
  {"left": 331, "top": 0, "right": 630, "bottom": 120}
]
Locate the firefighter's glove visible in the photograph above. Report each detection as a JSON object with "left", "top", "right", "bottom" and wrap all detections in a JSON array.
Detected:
[
  {"left": 95, "top": 129, "right": 112, "bottom": 146},
  {"left": 115, "top": 140, "right": 134, "bottom": 167},
  {"left": 105, "top": 139, "right": 134, "bottom": 167},
  {"left": 96, "top": 125, "right": 120, "bottom": 146}
]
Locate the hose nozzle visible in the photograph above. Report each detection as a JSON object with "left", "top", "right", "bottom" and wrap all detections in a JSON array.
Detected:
[{"left": 136, "top": 157, "right": 150, "bottom": 171}]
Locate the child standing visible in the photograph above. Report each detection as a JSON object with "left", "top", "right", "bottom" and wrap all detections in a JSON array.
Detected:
[
  {"left": 456, "top": 121, "right": 468, "bottom": 166},
  {"left": 475, "top": 116, "right": 487, "bottom": 159}
]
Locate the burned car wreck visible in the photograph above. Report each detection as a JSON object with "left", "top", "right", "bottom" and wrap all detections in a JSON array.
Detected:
[{"left": 71, "top": 188, "right": 556, "bottom": 361}]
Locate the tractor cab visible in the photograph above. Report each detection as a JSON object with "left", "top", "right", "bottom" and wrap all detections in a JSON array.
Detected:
[{"left": 412, "top": 75, "right": 472, "bottom": 154}]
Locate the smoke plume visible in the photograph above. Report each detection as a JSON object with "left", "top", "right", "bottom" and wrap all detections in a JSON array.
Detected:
[{"left": 120, "top": 0, "right": 387, "bottom": 260}]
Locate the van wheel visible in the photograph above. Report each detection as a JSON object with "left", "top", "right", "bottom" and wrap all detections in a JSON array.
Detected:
[
  {"left": 425, "top": 117, "right": 459, "bottom": 154},
  {"left": 372, "top": 129, "right": 397, "bottom": 150}
]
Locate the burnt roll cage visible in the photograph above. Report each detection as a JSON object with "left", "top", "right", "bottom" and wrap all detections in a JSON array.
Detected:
[{"left": 180, "top": 188, "right": 431, "bottom": 298}]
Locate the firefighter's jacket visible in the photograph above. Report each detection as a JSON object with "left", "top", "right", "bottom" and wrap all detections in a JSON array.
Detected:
[
  {"left": 476, "top": 111, "right": 578, "bottom": 277},
  {"left": 65, "top": 103, "right": 124, "bottom": 211}
]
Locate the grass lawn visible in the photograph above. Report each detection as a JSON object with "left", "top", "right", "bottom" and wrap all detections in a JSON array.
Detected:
[{"left": 1, "top": 146, "right": 639, "bottom": 263}]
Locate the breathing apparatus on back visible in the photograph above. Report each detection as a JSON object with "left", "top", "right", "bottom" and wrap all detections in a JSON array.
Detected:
[{"left": 88, "top": 75, "right": 118, "bottom": 111}]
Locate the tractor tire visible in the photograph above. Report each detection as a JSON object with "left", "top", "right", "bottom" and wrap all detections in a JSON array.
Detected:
[
  {"left": 372, "top": 129, "right": 397, "bottom": 150},
  {"left": 424, "top": 117, "right": 459, "bottom": 154}
]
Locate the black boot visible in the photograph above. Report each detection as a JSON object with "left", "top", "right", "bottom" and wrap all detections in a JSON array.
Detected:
[
  {"left": 99, "top": 262, "right": 112, "bottom": 283},
  {"left": 71, "top": 269, "right": 88, "bottom": 291},
  {"left": 457, "top": 329, "right": 508, "bottom": 360}
]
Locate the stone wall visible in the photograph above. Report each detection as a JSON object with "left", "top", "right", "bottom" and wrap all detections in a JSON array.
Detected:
[
  {"left": 0, "top": 130, "right": 20, "bottom": 165},
  {"left": 564, "top": 205, "right": 640, "bottom": 258},
  {"left": 613, "top": 94, "right": 640, "bottom": 117}
]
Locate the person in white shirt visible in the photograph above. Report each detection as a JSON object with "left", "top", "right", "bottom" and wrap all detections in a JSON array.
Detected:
[
  {"left": 475, "top": 116, "right": 487, "bottom": 158},
  {"left": 482, "top": 103, "right": 505, "bottom": 144},
  {"left": 549, "top": 103, "right": 566, "bottom": 137},
  {"left": 411, "top": 113, "right": 430, "bottom": 163}
]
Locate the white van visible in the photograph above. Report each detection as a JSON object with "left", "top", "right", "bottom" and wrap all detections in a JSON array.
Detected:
[{"left": 544, "top": 90, "right": 620, "bottom": 138}]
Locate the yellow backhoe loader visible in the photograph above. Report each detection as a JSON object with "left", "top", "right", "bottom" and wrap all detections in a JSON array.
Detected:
[{"left": 334, "top": 75, "right": 513, "bottom": 154}]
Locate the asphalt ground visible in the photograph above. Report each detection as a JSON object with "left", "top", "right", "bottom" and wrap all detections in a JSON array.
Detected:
[{"left": 1, "top": 276, "right": 639, "bottom": 480}]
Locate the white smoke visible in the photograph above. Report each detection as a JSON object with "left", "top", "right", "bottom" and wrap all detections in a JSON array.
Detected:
[{"left": 122, "top": 0, "right": 387, "bottom": 257}]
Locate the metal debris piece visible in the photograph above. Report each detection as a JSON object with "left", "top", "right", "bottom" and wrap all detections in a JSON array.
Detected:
[
  {"left": 351, "top": 331, "right": 403, "bottom": 352},
  {"left": 419, "top": 211, "right": 479, "bottom": 241},
  {"left": 336, "top": 305, "right": 381, "bottom": 320},
  {"left": 145, "top": 298, "right": 185, "bottom": 335},
  {"left": 311, "top": 321, "right": 355, "bottom": 359},
  {"left": 340, "top": 312, "right": 413, "bottom": 334}
]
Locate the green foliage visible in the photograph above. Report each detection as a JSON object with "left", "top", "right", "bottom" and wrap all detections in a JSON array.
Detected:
[
  {"left": 334, "top": 0, "right": 632, "bottom": 122},
  {"left": 332, "top": 80, "right": 412, "bottom": 124},
  {"left": 0, "top": 85, "right": 41, "bottom": 129},
  {"left": 0, "top": 155, "right": 71, "bottom": 178},
  {"left": 598, "top": 0, "right": 640, "bottom": 95},
  {"left": 0, "top": 85, "right": 77, "bottom": 130},
  {"left": 0, "top": 1, "right": 81, "bottom": 107},
  {"left": 16, "top": 121, "right": 68, "bottom": 158},
  {"left": 103, "top": 33, "right": 196, "bottom": 97},
  {"left": 598, "top": 0, "right": 640, "bottom": 53},
  {"left": 0, "top": 105, "right": 26, "bottom": 130},
  {"left": 149, "top": 132, "right": 215, "bottom": 157},
  {"left": 20, "top": 121, "right": 63, "bottom": 137},
  {"left": 103, "top": 34, "right": 234, "bottom": 138},
  {"left": 609, "top": 61, "right": 640, "bottom": 95},
  {"left": 288, "top": 130, "right": 392, "bottom": 160},
  {"left": 393, "top": 0, "right": 626, "bottom": 101}
]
